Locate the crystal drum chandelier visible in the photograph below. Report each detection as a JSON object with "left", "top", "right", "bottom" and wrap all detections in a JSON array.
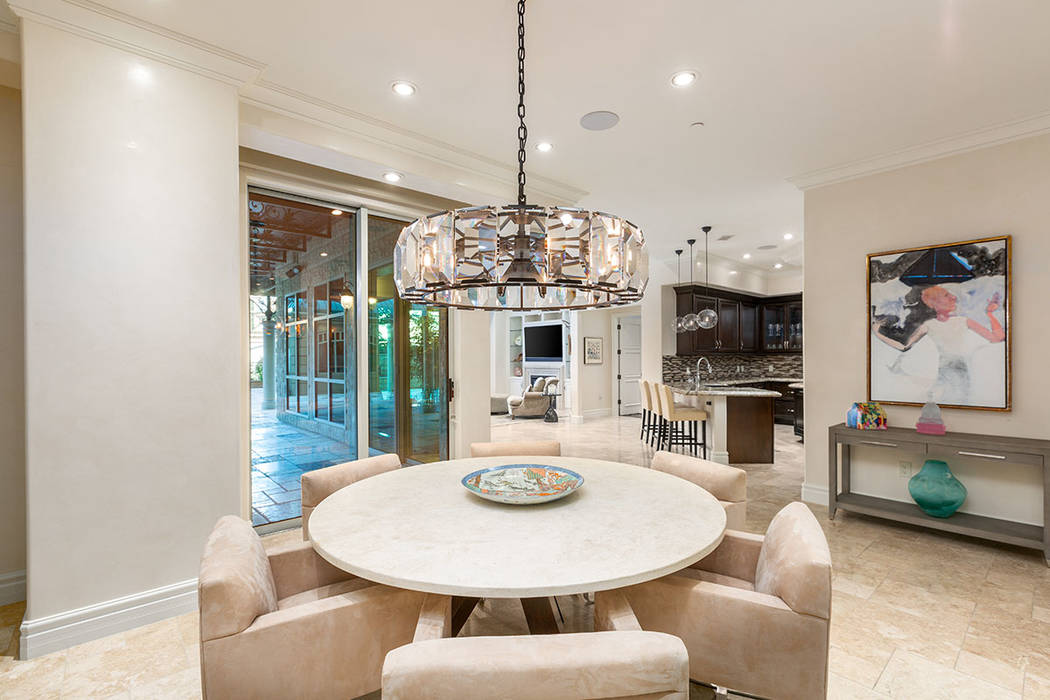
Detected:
[{"left": 393, "top": 0, "right": 648, "bottom": 311}]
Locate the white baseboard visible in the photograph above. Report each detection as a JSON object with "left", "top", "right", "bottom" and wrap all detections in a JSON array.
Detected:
[
  {"left": 20, "top": 578, "right": 197, "bottom": 659},
  {"left": 801, "top": 483, "right": 830, "bottom": 507},
  {"left": 582, "top": 408, "right": 611, "bottom": 419},
  {"left": 0, "top": 569, "right": 26, "bottom": 606}
]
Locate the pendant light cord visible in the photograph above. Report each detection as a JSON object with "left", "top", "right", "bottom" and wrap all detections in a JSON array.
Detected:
[{"left": 516, "top": 0, "right": 528, "bottom": 207}]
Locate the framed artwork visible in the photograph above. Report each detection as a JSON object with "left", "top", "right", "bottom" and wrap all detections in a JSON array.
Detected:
[
  {"left": 867, "top": 235, "right": 1010, "bottom": 411},
  {"left": 583, "top": 336, "right": 603, "bottom": 365}
]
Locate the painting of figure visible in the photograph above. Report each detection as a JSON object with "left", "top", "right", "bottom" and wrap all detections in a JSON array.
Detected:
[{"left": 868, "top": 236, "right": 1010, "bottom": 410}]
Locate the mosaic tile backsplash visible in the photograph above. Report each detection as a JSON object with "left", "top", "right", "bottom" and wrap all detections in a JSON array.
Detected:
[{"left": 662, "top": 353, "right": 803, "bottom": 383}]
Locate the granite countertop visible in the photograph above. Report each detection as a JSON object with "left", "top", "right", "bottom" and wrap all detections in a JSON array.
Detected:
[
  {"left": 669, "top": 383, "right": 783, "bottom": 398},
  {"left": 788, "top": 382, "right": 804, "bottom": 390}
]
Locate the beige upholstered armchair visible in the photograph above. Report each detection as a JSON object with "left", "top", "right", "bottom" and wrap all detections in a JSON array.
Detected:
[
  {"left": 469, "top": 440, "right": 561, "bottom": 457},
  {"left": 507, "top": 377, "right": 558, "bottom": 418},
  {"left": 300, "top": 453, "right": 401, "bottom": 539},
  {"left": 382, "top": 594, "right": 689, "bottom": 700},
  {"left": 198, "top": 516, "right": 424, "bottom": 700},
  {"left": 600, "top": 502, "right": 832, "bottom": 700},
  {"left": 651, "top": 450, "right": 747, "bottom": 529}
]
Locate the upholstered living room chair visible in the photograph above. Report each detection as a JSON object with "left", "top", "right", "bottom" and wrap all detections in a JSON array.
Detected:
[
  {"left": 198, "top": 515, "right": 424, "bottom": 700},
  {"left": 469, "top": 440, "right": 561, "bottom": 457},
  {"left": 300, "top": 453, "right": 401, "bottom": 540},
  {"left": 507, "top": 377, "right": 557, "bottom": 418},
  {"left": 382, "top": 630, "right": 689, "bottom": 700},
  {"left": 651, "top": 450, "right": 748, "bottom": 529},
  {"left": 598, "top": 502, "right": 832, "bottom": 700}
]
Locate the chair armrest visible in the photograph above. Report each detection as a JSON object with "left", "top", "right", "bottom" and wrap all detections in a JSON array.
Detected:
[
  {"left": 267, "top": 541, "right": 352, "bottom": 599},
  {"left": 382, "top": 631, "right": 688, "bottom": 700},
  {"left": 689, "top": 529, "right": 764, "bottom": 583},
  {"left": 522, "top": 391, "right": 547, "bottom": 399},
  {"left": 202, "top": 584, "right": 425, "bottom": 700}
]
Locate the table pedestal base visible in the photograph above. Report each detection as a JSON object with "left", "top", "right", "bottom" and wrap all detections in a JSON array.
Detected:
[{"left": 520, "top": 597, "right": 560, "bottom": 634}]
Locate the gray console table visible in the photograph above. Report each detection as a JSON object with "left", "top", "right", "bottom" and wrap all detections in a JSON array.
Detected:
[{"left": 828, "top": 423, "right": 1050, "bottom": 565}]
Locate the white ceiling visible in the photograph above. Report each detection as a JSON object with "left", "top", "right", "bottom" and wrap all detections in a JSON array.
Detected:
[{"left": 47, "top": 1, "right": 1050, "bottom": 273}]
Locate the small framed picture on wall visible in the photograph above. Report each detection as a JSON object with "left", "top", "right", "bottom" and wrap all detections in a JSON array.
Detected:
[{"left": 584, "top": 336, "right": 603, "bottom": 364}]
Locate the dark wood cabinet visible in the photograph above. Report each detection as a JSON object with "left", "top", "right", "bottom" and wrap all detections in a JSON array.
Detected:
[
  {"left": 674, "top": 287, "right": 801, "bottom": 355},
  {"left": 717, "top": 300, "right": 739, "bottom": 351},
  {"left": 675, "top": 291, "right": 694, "bottom": 355},
  {"left": 740, "top": 301, "right": 758, "bottom": 351}
]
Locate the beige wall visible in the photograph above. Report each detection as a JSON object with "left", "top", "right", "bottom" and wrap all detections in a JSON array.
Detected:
[
  {"left": 803, "top": 133, "right": 1050, "bottom": 523},
  {"left": 0, "top": 83, "right": 24, "bottom": 590},
  {"left": 575, "top": 309, "right": 613, "bottom": 415},
  {"left": 22, "top": 21, "right": 242, "bottom": 621}
]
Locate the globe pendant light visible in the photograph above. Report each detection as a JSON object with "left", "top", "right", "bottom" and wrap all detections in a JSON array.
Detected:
[
  {"left": 674, "top": 248, "right": 686, "bottom": 334},
  {"left": 393, "top": 0, "right": 648, "bottom": 310},
  {"left": 696, "top": 225, "right": 718, "bottom": 330},
  {"left": 681, "top": 239, "right": 700, "bottom": 331}
]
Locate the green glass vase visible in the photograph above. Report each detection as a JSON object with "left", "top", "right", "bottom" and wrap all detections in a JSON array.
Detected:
[{"left": 908, "top": 459, "right": 966, "bottom": 518}]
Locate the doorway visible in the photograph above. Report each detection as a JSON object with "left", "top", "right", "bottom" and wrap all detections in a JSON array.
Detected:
[
  {"left": 617, "top": 315, "right": 642, "bottom": 416},
  {"left": 367, "top": 215, "right": 450, "bottom": 463}
]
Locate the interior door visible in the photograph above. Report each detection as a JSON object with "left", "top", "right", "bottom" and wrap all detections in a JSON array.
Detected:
[{"left": 617, "top": 315, "right": 642, "bottom": 416}]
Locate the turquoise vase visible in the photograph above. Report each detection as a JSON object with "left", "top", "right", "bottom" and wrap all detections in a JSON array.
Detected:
[{"left": 908, "top": 459, "right": 966, "bottom": 518}]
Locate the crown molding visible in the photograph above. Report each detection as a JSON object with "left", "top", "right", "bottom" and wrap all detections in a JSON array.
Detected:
[
  {"left": 241, "top": 80, "right": 588, "bottom": 206},
  {"left": 7, "top": 0, "right": 263, "bottom": 85},
  {"left": 788, "top": 110, "right": 1050, "bottom": 191}
]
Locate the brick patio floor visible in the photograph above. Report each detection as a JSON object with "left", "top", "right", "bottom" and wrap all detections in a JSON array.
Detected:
[{"left": 250, "top": 388, "right": 354, "bottom": 526}]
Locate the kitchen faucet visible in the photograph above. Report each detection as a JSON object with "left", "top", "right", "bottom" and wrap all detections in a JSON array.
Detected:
[{"left": 695, "top": 356, "right": 713, "bottom": 387}]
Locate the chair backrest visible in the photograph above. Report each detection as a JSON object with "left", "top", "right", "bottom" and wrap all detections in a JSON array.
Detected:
[
  {"left": 651, "top": 451, "right": 746, "bottom": 504},
  {"left": 650, "top": 382, "right": 664, "bottom": 417},
  {"left": 639, "top": 380, "right": 652, "bottom": 411},
  {"left": 754, "top": 502, "right": 832, "bottom": 619},
  {"left": 198, "top": 516, "right": 277, "bottom": 642},
  {"left": 469, "top": 440, "right": 561, "bottom": 458},
  {"left": 382, "top": 631, "right": 689, "bottom": 700},
  {"left": 656, "top": 384, "right": 676, "bottom": 419},
  {"left": 301, "top": 453, "right": 402, "bottom": 539}
]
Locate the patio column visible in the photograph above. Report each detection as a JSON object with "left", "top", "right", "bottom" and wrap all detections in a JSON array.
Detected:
[{"left": 262, "top": 315, "right": 276, "bottom": 410}]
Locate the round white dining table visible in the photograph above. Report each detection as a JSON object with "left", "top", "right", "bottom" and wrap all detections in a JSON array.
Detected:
[{"left": 308, "top": 455, "right": 727, "bottom": 601}]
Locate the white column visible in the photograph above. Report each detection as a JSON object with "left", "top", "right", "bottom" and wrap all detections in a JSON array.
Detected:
[
  {"left": 449, "top": 310, "right": 491, "bottom": 458},
  {"left": 19, "top": 18, "right": 246, "bottom": 656},
  {"left": 261, "top": 314, "right": 276, "bottom": 410}
]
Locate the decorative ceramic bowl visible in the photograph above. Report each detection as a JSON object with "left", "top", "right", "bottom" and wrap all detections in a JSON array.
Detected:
[{"left": 461, "top": 464, "right": 584, "bottom": 505}]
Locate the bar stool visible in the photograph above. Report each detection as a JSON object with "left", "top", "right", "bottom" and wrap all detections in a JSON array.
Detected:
[
  {"left": 657, "top": 384, "right": 708, "bottom": 458},
  {"left": 639, "top": 380, "right": 655, "bottom": 444}
]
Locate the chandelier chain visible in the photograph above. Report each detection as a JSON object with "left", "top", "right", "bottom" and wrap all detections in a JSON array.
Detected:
[{"left": 516, "top": 0, "right": 527, "bottom": 206}]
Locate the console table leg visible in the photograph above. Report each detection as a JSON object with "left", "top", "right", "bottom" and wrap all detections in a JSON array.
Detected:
[{"left": 827, "top": 431, "right": 838, "bottom": 520}]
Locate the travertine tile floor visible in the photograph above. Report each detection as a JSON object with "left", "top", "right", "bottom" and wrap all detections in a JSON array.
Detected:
[{"left": 2, "top": 415, "right": 1048, "bottom": 698}]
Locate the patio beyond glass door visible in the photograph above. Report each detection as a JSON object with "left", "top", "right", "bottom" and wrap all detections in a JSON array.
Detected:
[{"left": 368, "top": 216, "right": 449, "bottom": 463}]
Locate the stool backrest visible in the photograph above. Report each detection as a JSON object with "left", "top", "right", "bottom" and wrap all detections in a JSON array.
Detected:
[
  {"left": 639, "top": 380, "right": 652, "bottom": 412},
  {"left": 651, "top": 382, "right": 665, "bottom": 417}
]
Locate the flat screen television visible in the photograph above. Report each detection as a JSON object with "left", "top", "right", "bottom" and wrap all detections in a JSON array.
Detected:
[{"left": 524, "top": 323, "right": 563, "bottom": 362}]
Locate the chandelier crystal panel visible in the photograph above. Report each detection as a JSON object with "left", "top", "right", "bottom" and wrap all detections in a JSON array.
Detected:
[
  {"left": 392, "top": 0, "right": 648, "bottom": 311},
  {"left": 394, "top": 205, "right": 647, "bottom": 310}
]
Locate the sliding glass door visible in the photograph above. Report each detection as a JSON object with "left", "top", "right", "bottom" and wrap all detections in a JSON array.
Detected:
[{"left": 367, "top": 215, "right": 449, "bottom": 463}]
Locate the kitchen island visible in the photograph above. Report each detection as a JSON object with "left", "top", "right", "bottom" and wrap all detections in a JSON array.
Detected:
[{"left": 671, "top": 379, "right": 798, "bottom": 464}]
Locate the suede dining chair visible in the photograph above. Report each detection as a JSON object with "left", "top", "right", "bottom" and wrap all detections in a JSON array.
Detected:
[
  {"left": 469, "top": 440, "right": 561, "bottom": 457},
  {"left": 597, "top": 502, "right": 832, "bottom": 700},
  {"left": 651, "top": 450, "right": 747, "bottom": 530},
  {"left": 198, "top": 515, "right": 424, "bottom": 700},
  {"left": 300, "top": 453, "right": 401, "bottom": 540},
  {"left": 382, "top": 593, "right": 689, "bottom": 700}
]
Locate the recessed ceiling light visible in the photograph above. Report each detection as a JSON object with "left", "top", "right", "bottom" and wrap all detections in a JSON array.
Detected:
[
  {"left": 742, "top": 253, "right": 751, "bottom": 260},
  {"left": 580, "top": 110, "right": 620, "bottom": 131},
  {"left": 783, "top": 233, "right": 794, "bottom": 240},
  {"left": 670, "top": 70, "right": 697, "bottom": 87},
  {"left": 382, "top": 171, "right": 403, "bottom": 183},
  {"left": 774, "top": 263, "right": 783, "bottom": 269},
  {"left": 331, "top": 209, "right": 343, "bottom": 216},
  {"left": 536, "top": 142, "right": 553, "bottom": 152},
  {"left": 320, "top": 252, "right": 329, "bottom": 257},
  {"left": 728, "top": 270, "right": 738, "bottom": 275},
  {"left": 391, "top": 81, "right": 416, "bottom": 97}
]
